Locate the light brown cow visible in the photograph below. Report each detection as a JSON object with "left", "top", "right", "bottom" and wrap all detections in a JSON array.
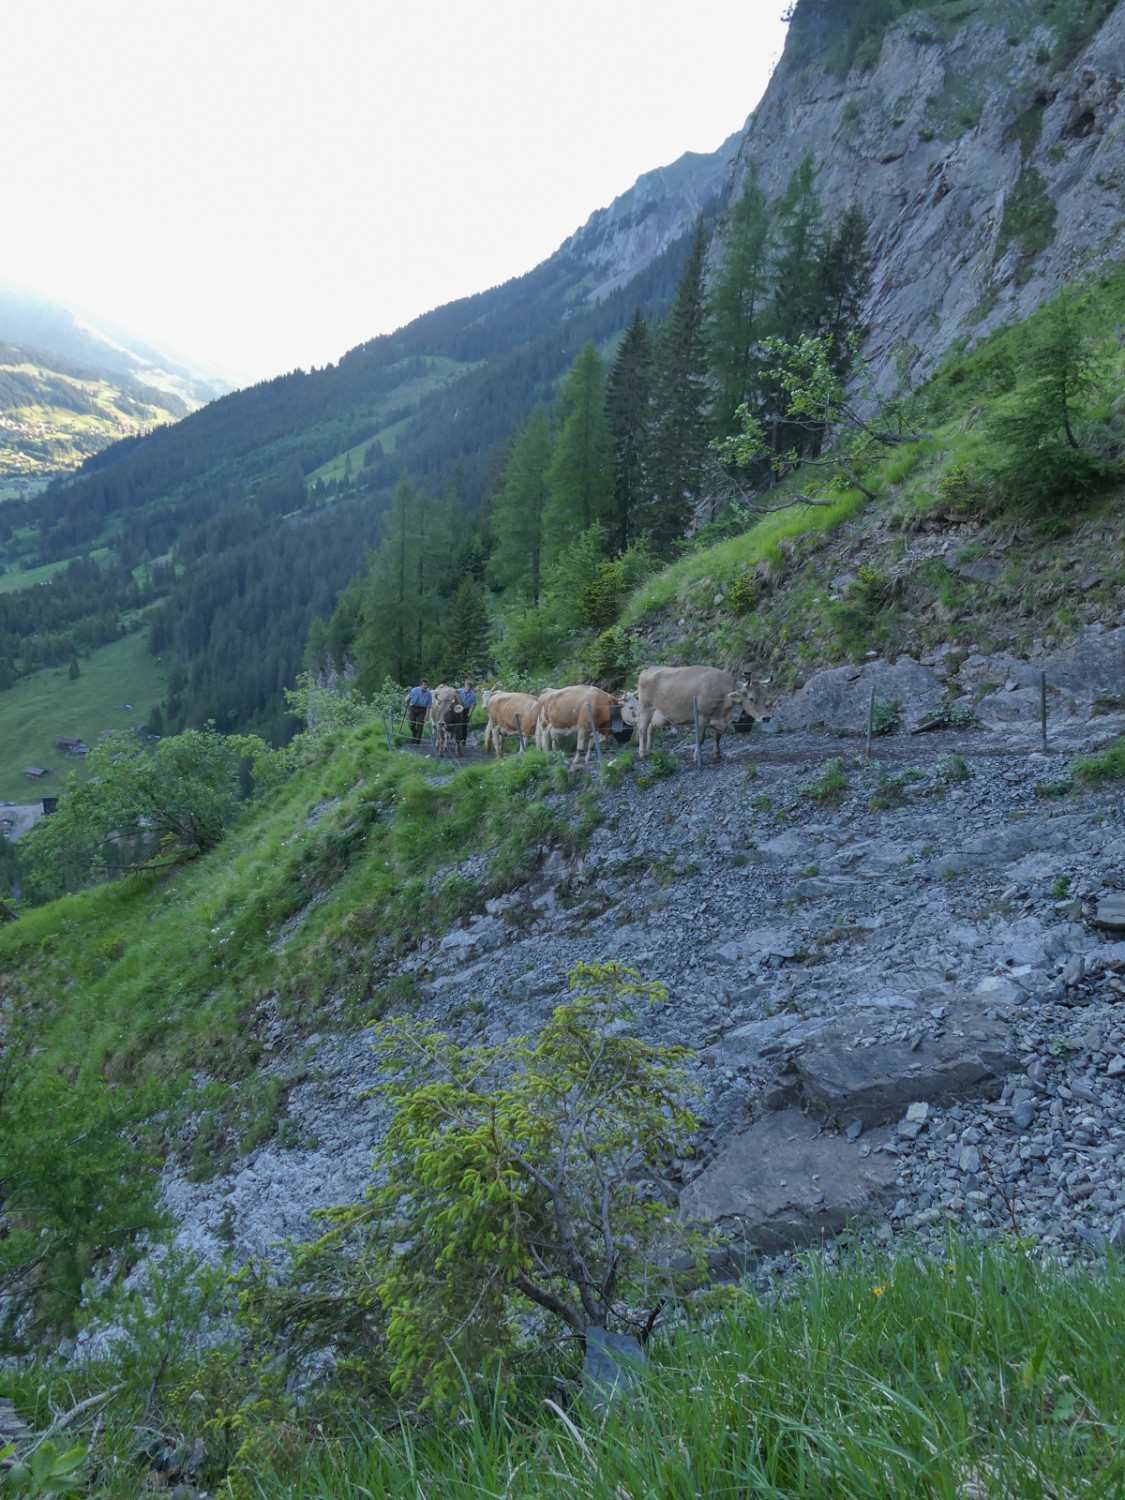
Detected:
[
  {"left": 427, "top": 684, "right": 465, "bottom": 757},
  {"left": 482, "top": 689, "right": 540, "bottom": 758},
  {"left": 536, "top": 684, "right": 636, "bottom": 769},
  {"left": 635, "top": 665, "right": 771, "bottom": 765}
]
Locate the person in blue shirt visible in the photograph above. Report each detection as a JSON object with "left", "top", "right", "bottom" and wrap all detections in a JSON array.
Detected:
[
  {"left": 455, "top": 680, "right": 478, "bottom": 750},
  {"left": 405, "top": 680, "right": 431, "bottom": 742}
]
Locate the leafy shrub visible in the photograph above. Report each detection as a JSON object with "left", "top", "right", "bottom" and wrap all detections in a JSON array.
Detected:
[
  {"left": 725, "top": 573, "right": 759, "bottom": 616},
  {"left": 1073, "top": 737, "right": 1125, "bottom": 785},
  {"left": 582, "top": 624, "right": 635, "bottom": 688},
  {"left": 937, "top": 753, "right": 972, "bottom": 784},
  {"left": 304, "top": 962, "right": 703, "bottom": 1407},
  {"left": 800, "top": 758, "right": 849, "bottom": 805},
  {"left": 871, "top": 698, "right": 902, "bottom": 735}
]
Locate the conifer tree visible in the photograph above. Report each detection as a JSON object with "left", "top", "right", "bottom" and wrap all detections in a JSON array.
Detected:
[
  {"left": 353, "top": 478, "right": 457, "bottom": 693},
  {"left": 817, "top": 202, "right": 871, "bottom": 365},
  {"left": 543, "top": 342, "right": 614, "bottom": 564},
  {"left": 606, "top": 307, "right": 654, "bottom": 554},
  {"left": 442, "top": 572, "right": 492, "bottom": 679},
  {"left": 642, "top": 222, "right": 711, "bottom": 554},
  {"left": 707, "top": 175, "right": 774, "bottom": 439},
  {"left": 487, "top": 405, "right": 554, "bottom": 607},
  {"left": 770, "top": 156, "right": 826, "bottom": 343}
]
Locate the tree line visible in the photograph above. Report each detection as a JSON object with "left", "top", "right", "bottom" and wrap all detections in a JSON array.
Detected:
[{"left": 313, "top": 160, "right": 871, "bottom": 691}]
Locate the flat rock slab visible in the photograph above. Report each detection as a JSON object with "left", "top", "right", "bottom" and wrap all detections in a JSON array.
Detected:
[
  {"left": 680, "top": 1108, "right": 899, "bottom": 1260},
  {"left": 792, "top": 1000, "right": 1016, "bottom": 1129},
  {"left": 1094, "top": 893, "right": 1125, "bottom": 932}
]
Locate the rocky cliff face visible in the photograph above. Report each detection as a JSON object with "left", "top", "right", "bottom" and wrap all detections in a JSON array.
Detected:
[
  {"left": 562, "top": 134, "right": 742, "bottom": 300},
  {"left": 728, "top": 1, "right": 1124, "bottom": 392}
]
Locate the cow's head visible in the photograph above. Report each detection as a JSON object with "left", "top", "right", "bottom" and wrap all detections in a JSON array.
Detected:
[
  {"left": 616, "top": 690, "right": 641, "bottom": 727},
  {"left": 730, "top": 677, "right": 772, "bottom": 729},
  {"left": 608, "top": 691, "right": 639, "bottom": 743}
]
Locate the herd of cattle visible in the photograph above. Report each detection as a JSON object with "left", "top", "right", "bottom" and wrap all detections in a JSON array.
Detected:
[{"left": 425, "top": 666, "right": 772, "bottom": 768}]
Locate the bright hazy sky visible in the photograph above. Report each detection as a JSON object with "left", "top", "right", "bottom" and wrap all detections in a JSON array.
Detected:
[{"left": 7, "top": 1, "right": 788, "bottom": 388}]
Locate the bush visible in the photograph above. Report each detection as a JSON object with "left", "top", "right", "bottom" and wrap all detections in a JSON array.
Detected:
[
  {"left": 1073, "top": 736, "right": 1125, "bottom": 785},
  {"left": 871, "top": 698, "right": 902, "bottom": 736},
  {"left": 800, "top": 758, "right": 849, "bottom": 804}
]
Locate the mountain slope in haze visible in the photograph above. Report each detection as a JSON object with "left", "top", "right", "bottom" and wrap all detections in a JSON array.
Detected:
[
  {"left": 0, "top": 338, "right": 190, "bottom": 484},
  {"left": 0, "top": 286, "right": 232, "bottom": 408},
  {"left": 0, "top": 287, "right": 233, "bottom": 487}
]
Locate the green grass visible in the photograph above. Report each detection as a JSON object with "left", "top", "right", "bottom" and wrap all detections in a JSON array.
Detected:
[
  {"left": 18, "top": 1230, "right": 1122, "bottom": 1497},
  {"left": 0, "top": 547, "right": 113, "bottom": 594},
  {"left": 0, "top": 630, "right": 167, "bottom": 803},
  {"left": 620, "top": 487, "right": 870, "bottom": 631},
  {"left": 253, "top": 1235, "right": 1125, "bottom": 1498},
  {"left": 307, "top": 357, "right": 477, "bottom": 484},
  {"left": 1073, "top": 735, "right": 1125, "bottom": 785},
  {"left": 0, "top": 727, "right": 591, "bottom": 1335}
]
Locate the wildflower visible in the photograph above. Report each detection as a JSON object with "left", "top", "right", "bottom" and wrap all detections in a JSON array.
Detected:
[{"left": 872, "top": 1284, "right": 886, "bottom": 1298}]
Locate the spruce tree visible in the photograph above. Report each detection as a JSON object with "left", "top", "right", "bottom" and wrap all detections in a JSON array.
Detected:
[
  {"left": 443, "top": 572, "right": 492, "bottom": 679},
  {"left": 606, "top": 307, "right": 654, "bottom": 554},
  {"left": 707, "top": 175, "right": 774, "bottom": 439},
  {"left": 543, "top": 342, "right": 614, "bottom": 564},
  {"left": 817, "top": 202, "right": 871, "bottom": 366},
  {"left": 487, "top": 405, "right": 554, "bottom": 607},
  {"left": 352, "top": 479, "right": 458, "bottom": 693},
  {"left": 643, "top": 221, "right": 711, "bottom": 554}
]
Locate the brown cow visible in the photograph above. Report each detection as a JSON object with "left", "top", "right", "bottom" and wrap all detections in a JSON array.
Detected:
[
  {"left": 635, "top": 665, "right": 771, "bottom": 765},
  {"left": 536, "top": 684, "right": 637, "bottom": 769},
  {"left": 482, "top": 689, "right": 540, "bottom": 758},
  {"left": 427, "top": 684, "right": 465, "bottom": 757}
]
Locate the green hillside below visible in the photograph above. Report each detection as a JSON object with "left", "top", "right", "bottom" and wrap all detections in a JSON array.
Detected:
[
  {"left": 0, "top": 631, "right": 166, "bottom": 803},
  {"left": 0, "top": 343, "right": 184, "bottom": 480}
]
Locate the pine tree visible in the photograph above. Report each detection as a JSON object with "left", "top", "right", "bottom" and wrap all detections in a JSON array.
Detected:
[
  {"left": 642, "top": 222, "right": 711, "bottom": 554},
  {"left": 817, "top": 202, "right": 871, "bottom": 364},
  {"left": 606, "top": 308, "right": 654, "bottom": 554},
  {"left": 543, "top": 342, "right": 614, "bottom": 564},
  {"left": 770, "top": 156, "right": 826, "bottom": 343},
  {"left": 442, "top": 572, "right": 492, "bottom": 679},
  {"left": 353, "top": 478, "right": 457, "bottom": 693},
  {"left": 707, "top": 175, "right": 774, "bottom": 439},
  {"left": 487, "top": 406, "right": 554, "bottom": 607}
]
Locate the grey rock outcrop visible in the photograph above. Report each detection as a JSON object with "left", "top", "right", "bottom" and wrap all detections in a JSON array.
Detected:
[{"left": 728, "top": 3, "right": 1125, "bottom": 394}]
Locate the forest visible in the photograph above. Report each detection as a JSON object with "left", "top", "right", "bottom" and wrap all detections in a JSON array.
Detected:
[{"left": 312, "top": 163, "right": 871, "bottom": 701}]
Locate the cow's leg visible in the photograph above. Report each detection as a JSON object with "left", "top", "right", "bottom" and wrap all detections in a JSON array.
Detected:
[
  {"left": 637, "top": 709, "right": 652, "bottom": 759},
  {"left": 713, "top": 726, "right": 723, "bottom": 761}
]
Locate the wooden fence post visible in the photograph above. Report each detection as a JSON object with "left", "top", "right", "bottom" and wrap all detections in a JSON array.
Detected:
[{"left": 1040, "top": 671, "right": 1048, "bottom": 753}]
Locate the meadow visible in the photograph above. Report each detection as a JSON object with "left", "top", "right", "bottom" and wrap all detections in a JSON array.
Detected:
[{"left": 0, "top": 630, "right": 166, "bottom": 803}]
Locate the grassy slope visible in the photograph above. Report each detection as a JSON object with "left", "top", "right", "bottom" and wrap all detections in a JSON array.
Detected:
[
  {"left": 618, "top": 273, "right": 1125, "bottom": 688},
  {"left": 0, "top": 631, "right": 167, "bottom": 803},
  {"left": 0, "top": 356, "right": 180, "bottom": 479},
  {"left": 307, "top": 356, "right": 480, "bottom": 482},
  {"left": 0, "top": 730, "right": 579, "bottom": 1179}
]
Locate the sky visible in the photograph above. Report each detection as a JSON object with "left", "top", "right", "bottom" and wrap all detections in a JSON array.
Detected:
[{"left": 7, "top": 1, "right": 789, "bottom": 388}]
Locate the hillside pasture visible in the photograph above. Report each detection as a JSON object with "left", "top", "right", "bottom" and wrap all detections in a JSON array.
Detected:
[{"left": 0, "top": 630, "right": 167, "bottom": 803}]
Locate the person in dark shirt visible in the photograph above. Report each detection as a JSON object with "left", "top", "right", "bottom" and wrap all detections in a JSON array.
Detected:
[
  {"left": 456, "top": 681, "right": 477, "bottom": 751},
  {"left": 405, "top": 680, "right": 431, "bottom": 742}
]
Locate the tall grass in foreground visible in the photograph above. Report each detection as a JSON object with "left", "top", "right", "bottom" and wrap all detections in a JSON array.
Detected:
[{"left": 246, "top": 1235, "right": 1125, "bottom": 1498}]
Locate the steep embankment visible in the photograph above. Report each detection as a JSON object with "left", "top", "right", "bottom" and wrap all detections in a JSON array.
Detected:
[{"left": 121, "top": 671, "right": 1125, "bottom": 1299}]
